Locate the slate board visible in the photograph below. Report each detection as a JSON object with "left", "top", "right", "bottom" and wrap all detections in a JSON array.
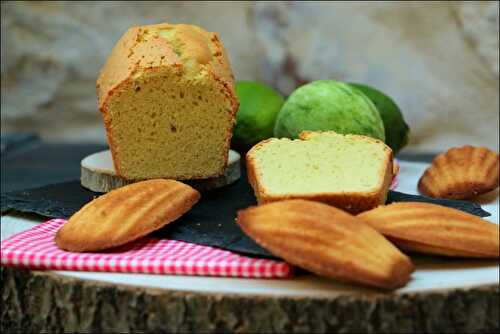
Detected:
[
  {"left": 0, "top": 136, "right": 491, "bottom": 258},
  {"left": 1, "top": 170, "right": 491, "bottom": 258}
]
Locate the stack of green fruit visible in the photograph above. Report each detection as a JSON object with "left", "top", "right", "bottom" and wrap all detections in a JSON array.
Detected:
[{"left": 231, "top": 79, "right": 410, "bottom": 154}]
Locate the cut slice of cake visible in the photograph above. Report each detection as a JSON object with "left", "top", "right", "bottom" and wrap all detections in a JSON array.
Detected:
[
  {"left": 246, "top": 131, "right": 394, "bottom": 214},
  {"left": 97, "top": 23, "right": 239, "bottom": 180}
]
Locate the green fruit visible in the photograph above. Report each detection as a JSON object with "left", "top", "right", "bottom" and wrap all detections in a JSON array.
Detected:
[
  {"left": 231, "top": 81, "right": 285, "bottom": 152},
  {"left": 274, "top": 80, "right": 385, "bottom": 141},
  {"left": 349, "top": 83, "right": 409, "bottom": 153}
]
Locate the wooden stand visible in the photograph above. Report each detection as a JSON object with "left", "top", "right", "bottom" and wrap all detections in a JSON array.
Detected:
[
  {"left": 81, "top": 150, "right": 241, "bottom": 192},
  {"left": 1, "top": 267, "right": 498, "bottom": 333}
]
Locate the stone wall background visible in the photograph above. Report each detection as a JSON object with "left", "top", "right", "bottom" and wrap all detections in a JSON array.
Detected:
[{"left": 1, "top": 1, "right": 498, "bottom": 152}]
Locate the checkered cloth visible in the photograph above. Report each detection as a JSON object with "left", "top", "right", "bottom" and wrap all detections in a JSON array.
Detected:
[{"left": 1, "top": 219, "right": 292, "bottom": 278}]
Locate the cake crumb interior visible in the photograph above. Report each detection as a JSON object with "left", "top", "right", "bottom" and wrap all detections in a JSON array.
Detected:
[
  {"left": 107, "top": 70, "right": 233, "bottom": 180},
  {"left": 254, "top": 133, "right": 389, "bottom": 195}
]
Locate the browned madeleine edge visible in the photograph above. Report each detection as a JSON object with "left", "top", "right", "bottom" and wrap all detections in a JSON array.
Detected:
[{"left": 236, "top": 200, "right": 414, "bottom": 290}]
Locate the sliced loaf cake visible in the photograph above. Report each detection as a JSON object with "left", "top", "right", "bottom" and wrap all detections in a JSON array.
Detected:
[
  {"left": 97, "top": 23, "right": 239, "bottom": 180},
  {"left": 246, "top": 131, "right": 394, "bottom": 214}
]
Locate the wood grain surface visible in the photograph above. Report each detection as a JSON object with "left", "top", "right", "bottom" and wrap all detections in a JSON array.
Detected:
[
  {"left": 80, "top": 149, "right": 242, "bottom": 193},
  {"left": 1, "top": 267, "right": 498, "bottom": 333}
]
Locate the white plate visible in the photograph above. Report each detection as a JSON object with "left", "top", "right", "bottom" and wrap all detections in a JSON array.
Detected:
[{"left": 1, "top": 160, "right": 498, "bottom": 296}]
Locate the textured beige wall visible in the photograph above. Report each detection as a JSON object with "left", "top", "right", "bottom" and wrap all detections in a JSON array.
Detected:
[{"left": 1, "top": 1, "right": 498, "bottom": 153}]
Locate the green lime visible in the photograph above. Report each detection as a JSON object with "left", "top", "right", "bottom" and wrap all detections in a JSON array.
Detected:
[
  {"left": 349, "top": 83, "right": 410, "bottom": 153},
  {"left": 231, "top": 81, "right": 285, "bottom": 152},
  {"left": 274, "top": 80, "right": 385, "bottom": 141}
]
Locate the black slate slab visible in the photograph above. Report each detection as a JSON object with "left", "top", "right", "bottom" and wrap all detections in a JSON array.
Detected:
[
  {"left": 1, "top": 171, "right": 491, "bottom": 258},
  {"left": 0, "top": 138, "right": 492, "bottom": 258}
]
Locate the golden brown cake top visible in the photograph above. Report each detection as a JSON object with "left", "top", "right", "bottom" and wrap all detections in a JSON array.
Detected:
[{"left": 96, "top": 23, "right": 236, "bottom": 110}]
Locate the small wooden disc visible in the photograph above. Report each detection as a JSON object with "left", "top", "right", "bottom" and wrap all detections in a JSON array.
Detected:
[{"left": 81, "top": 149, "right": 241, "bottom": 193}]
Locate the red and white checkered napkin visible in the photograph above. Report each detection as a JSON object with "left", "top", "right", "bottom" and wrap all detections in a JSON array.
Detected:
[{"left": 1, "top": 219, "right": 292, "bottom": 278}]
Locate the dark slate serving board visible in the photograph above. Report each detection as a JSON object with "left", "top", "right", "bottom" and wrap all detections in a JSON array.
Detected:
[
  {"left": 1, "top": 172, "right": 491, "bottom": 258},
  {"left": 0, "top": 136, "right": 491, "bottom": 258}
]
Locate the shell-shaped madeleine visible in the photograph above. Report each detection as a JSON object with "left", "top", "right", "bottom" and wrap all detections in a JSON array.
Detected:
[
  {"left": 56, "top": 179, "right": 200, "bottom": 252},
  {"left": 358, "top": 202, "right": 499, "bottom": 258},
  {"left": 418, "top": 145, "right": 499, "bottom": 200},
  {"left": 237, "top": 200, "right": 414, "bottom": 289}
]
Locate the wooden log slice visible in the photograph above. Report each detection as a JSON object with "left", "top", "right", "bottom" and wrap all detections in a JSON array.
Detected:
[
  {"left": 81, "top": 149, "right": 241, "bottom": 192},
  {"left": 1, "top": 267, "right": 498, "bottom": 333}
]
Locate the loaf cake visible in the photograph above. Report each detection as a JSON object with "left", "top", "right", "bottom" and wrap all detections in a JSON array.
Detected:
[
  {"left": 246, "top": 131, "right": 394, "bottom": 214},
  {"left": 97, "top": 23, "right": 239, "bottom": 180}
]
